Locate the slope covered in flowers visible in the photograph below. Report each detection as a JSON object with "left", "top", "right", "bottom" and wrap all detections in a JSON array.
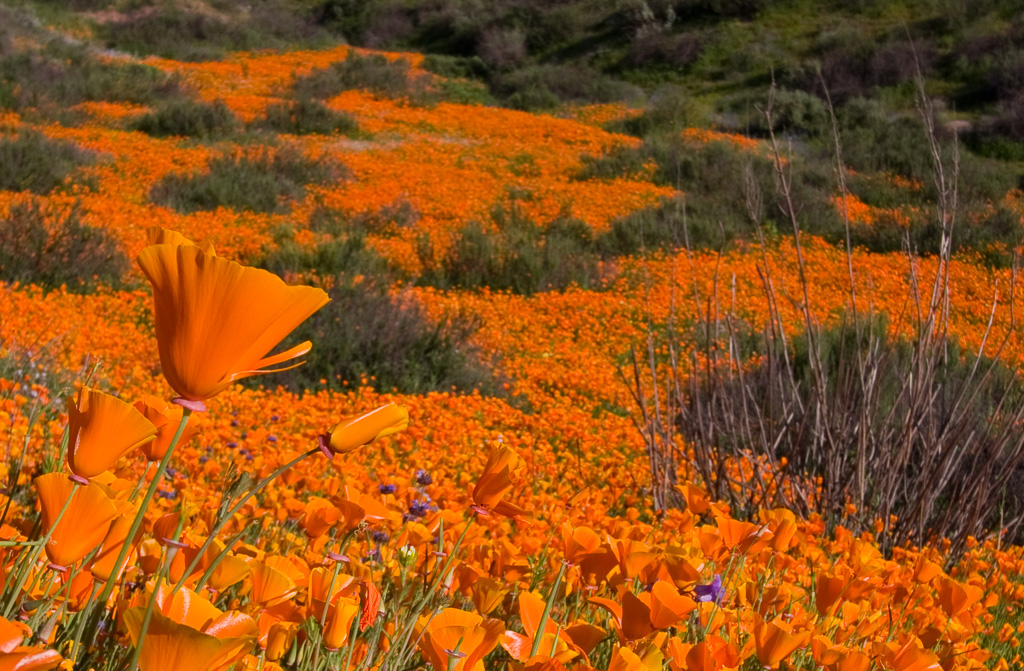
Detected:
[{"left": 0, "top": 38, "right": 1021, "bottom": 671}]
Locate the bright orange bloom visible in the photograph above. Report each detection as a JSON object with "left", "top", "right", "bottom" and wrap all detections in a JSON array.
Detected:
[
  {"left": 67, "top": 387, "right": 157, "bottom": 482},
  {"left": 416, "top": 608, "right": 503, "bottom": 671},
  {"left": 752, "top": 615, "right": 809, "bottom": 668},
  {"left": 133, "top": 395, "right": 200, "bottom": 461},
  {"left": 89, "top": 508, "right": 140, "bottom": 583},
  {"left": 319, "top": 403, "right": 410, "bottom": 457},
  {"left": 471, "top": 445, "right": 529, "bottom": 519},
  {"left": 34, "top": 473, "right": 117, "bottom": 571},
  {"left": 0, "top": 648, "right": 62, "bottom": 671},
  {"left": 124, "top": 608, "right": 255, "bottom": 671},
  {"left": 136, "top": 231, "right": 328, "bottom": 407},
  {"left": 322, "top": 595, "right": 360, "bottom": 651}
]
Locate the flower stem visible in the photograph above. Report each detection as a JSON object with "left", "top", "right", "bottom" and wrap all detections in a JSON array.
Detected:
[
  {"left": 169, "top": 447, "right": 318, "bottom": 597},
  {"left": 2, "top": 483, "right": 77, "bottom": 618},
  {"left": 530, "top": 561, "right": 566, "bottom": 658},
  {"left": 93, "top": 410, "right": 191, "bottom": 612}
]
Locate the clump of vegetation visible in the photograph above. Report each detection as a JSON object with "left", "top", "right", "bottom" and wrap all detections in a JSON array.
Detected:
[
  {"left": 150, "top": 147, "right": 346, "bottom": 214},
  {"left": 97, "top": 2, "right": 333, "bottom": 62},
  {"left": 0, "top": 198, "right": 128, "bottom": 292},
  {"left": 256, "top": 98, "right": 361, "bottom": 136},
  {"left": 293, "top": 51, "right": 430, "bottom": 101},
  {"left": 0, "top": 131, "right": 95, "bottom": 195},
  {"left": 0, "top": 37, "right": 182, "bottom": 113},
  {"left": 419, "top": 195, "right": 608, "bottom": 295},
  {"left": 133, "top": 99, "right": 238, "bottom": 138},
  {"left": 253, "top": 280, "right": 504, "bottom": 395},
  {"left": 255, "top": 223, "right": 503, "bottom": 396}
]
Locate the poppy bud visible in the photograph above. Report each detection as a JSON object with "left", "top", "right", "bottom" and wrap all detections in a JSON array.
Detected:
[{"left": 318, "top": 404, "right": 410, "bottom": 458}]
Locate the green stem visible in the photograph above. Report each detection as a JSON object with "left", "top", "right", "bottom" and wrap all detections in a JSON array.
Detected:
[
  {"left": 2, "top": 484, "right": 77, "bottom": 618},
  {"left": 191, "top": 523, "right": 253, "bottom": 594},
  {"left": 94, "top": 411, "right": 191, "bottom": 609},
  {"left": 69, "top": 581, "right": 100, "bottom": 664},
  {"left": 530, "top": 561, "right": 566, "bottom": 658},
  {"left": 129, "top": 511, "right": 184, "bottom": 670},
  {"left": 169, "top": 447, "right": 318, "bottom": 597}
]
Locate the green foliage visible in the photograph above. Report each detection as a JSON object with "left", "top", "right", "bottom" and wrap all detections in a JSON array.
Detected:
[
  {"left": 150, "top": 147, "right": 346, "bottom": 214},
  {"left": 98, "top": 2, "right": 333, "bottom": 62},
  {"left": 256, "top": 99, "right": 361, "bottom": 136},
  {"left": 294, "top": 52, "right": 428, "bottom": 101},
  {"left": 492, "top": 65, "right": 641, "bottom": 111},
  {"left": 0, "top": 131, "right": 94, "bottom": 195},
  {"left": 133, "top": 99, "right": 239, "bottom": 138},
  {"left": 419, "top": 196, "right": 607, "bottom": 295},
  {"left": 0, "top": 39, "right": 181, "bottom": 113},
  {"left": 0, "top": 198, "right": 128, "bottom": 292},
  {"left": 250, "top": 255, "right": 504, "bottom": 395}
]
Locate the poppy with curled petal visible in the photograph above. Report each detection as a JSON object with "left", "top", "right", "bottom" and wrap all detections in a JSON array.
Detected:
[
  {"left": 319, "top": 403, "right": 410, "bottom": 457},
  {"left": 136, "top": 229, "right": 328, "bottom": 407},
  {"left": 124, "top": 608, "right": 255, "bottom": 671},
  {"left": 34, "top": 473, "right": 117, "bottom": 571},
  {"left": 67, "top": 387, "right": 157, "bottom": 483},
  {"left": 471, "top": 445, "right": 529, "bottom": 519}
]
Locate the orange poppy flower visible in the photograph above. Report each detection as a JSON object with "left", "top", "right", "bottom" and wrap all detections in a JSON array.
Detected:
[
  {"left": 0, "top": 647, "right": 62, "bottom": 671},
  {"left": 319, "top": 403, "right": 410, "bottom": 457},
  {"left": 34, "top": 473, "right": 118, "bottom": 571},
  {"left": 752, "top": 615, "right": 809, "bottom": 668},
  {"left": 322, "top": 595, "right": 360, "bottom": 651},
  {"left": 67, "top": 387, "right": 157, "bottom": 483},
  {"left": 124, "top": 608, "right": 255, "bottom": 671},
  {"left": 416, "top": 608, "right": 503, "bottom": 671},
  {"left": 133, "top": 395, "right": 200, "bottom": 462},
  {"left": 89, "top": 507, "right": 141, "bottom": 583},
  {"left": 471, "top": 445, "right": 529, "bottom": 519},
  {"left": 136, "top": 232, "right": 328, "bottom": 408}
]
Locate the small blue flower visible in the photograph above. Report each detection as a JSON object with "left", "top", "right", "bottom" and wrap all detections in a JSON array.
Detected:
[
  {"left": 415, "top": 469, "right": 432, "bottom": 486},
  {"left": 694, "top": 574, "right": 724, "bottom": 604},
  {"left": 378, "top": 483, "right": 396, "bottom": 495}
]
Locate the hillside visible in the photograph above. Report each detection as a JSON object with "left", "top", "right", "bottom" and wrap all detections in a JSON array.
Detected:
[{"left": 0, "top": 1, "right": 1022, "bottom": 670}]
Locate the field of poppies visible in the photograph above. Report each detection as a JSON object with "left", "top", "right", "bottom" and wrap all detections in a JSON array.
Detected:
[{"left": 0, "top": 4, "right": 1023, "bottom": 671}]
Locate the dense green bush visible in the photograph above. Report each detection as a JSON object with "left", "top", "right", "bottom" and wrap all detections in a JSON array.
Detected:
[
  {"left": 150, "top": 147, "right": 345, "bottom": 214},
  {"left": 249, "top": 278, "right": 505, "bottom": 396},
  {"left": 419, "top": 198, "right": 606, "bottom": 294},
  {"left": 257, "top": 99, "right": 361, "bottom": 136},
  {"left": 294, "top": 52, "right": 428, "bottom": 101},
  {"left": 133, "top": 99, "right": 238, "bottom": 138},
  {"left": 0, "top": 40, "right": 181, "bottom": 112},
  {"left": 0, "top": 198, "right": 128, "bottom": 292},
  {"left": 99, "top": 2, "right": 331, "bottom": 62},
  {"left": 0, "top": 131, "right": 94, "bottom": 195},
  {"left": 258, "top": 224, "right": 391, "bottom": 280}
]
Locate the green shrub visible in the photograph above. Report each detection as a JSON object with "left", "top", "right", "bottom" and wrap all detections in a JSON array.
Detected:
[
  {"left": 293, "top": 52, "right": 428, "bottom": 100},
  {"left": 420, "top": 197, "right": 606, "bottom": 294},
  {"left": 151, "top": 147, "right": 345, "bottom": 214},
  {"left": 99, "top": 3, "right": 331, "bottom": 62},
  {"left": 249, "top": 280, "right": 505, "bottom": 396},
  {"left": 0, "top": 41, "right": 181, "bottom": 112},
  {"left": 0, "top": 131, "right": 94, "bottom": 195},
  {"left": 0, "top": 198, "right": 128, "bottom": 292},
  {"left": 258, "top": 224, "right": 391, "bottom": 280},
  {"left": 493, "top": 64, "right": 641, "bottom": 111},
  {"left": 256, "top": 99, "right": 360, "bottom": 136},
  {"left": 133, "top": 99, "right": 238, "bottom": 138}
]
